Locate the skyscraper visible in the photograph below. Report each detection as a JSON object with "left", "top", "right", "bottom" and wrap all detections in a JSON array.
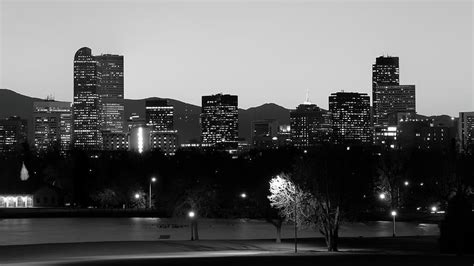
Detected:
[
  {"left": 201, "top": 93, "right": 238, "bottom": 147},
  {"left": 73, "top": 47, "right": 102, "bottom": 150},
  {"left": 372, "top": 56, "right": 399, "bottom": 88},
  {"left": 290, "top": 102, "right": 330, "bottom": 148},
  {"left": 373, "top": 85, "right": 416, "bottom": 127},
  {"left": 372, "top": 56, "right": 416, "bottom": 147},
  {"left": 33, "top": 100, "right": 72, "bottom": 152},
  {"left": 0, "top": 116, "right": 27, "bottom": 154},
  {"left": 458, "top": 111, "right": 474, "bottom": 153},
  {"left": 95, "top": 54, "right": 125, "bottom": 134},
  {"left": 329, "top": 92, "right": 372, "bottom": 145},
  {"left": 145, "top": 99, "right": 174, "bottom": 131}
]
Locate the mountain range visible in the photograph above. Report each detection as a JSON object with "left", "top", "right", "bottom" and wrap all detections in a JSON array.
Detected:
[{"left": 0, "top": 89, "right": 290, "bottom": 143}]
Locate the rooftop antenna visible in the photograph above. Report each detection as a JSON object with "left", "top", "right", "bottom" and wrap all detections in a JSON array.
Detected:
[{"left": 304, "top": 89, "right": 311, "bottom": 104}]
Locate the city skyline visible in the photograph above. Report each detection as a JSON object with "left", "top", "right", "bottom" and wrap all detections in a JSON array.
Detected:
[{"left": 1, "top": 0, "right": 472, "bottom": 117}]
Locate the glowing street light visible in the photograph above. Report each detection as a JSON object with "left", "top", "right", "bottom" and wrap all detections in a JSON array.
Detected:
[
  {"left": 149, "top": 177, "right": 157, "bottom": 208},
  {"left": 188, "top": 211, "right": 197, "bottom": 241},
  {"left": 379, "top": 193, "right": 386, "bottom": 200},
  {"left": 404, "top": 181, "right": 409, "bottom": 186},
  {"left": 431, "top": 206, "right": 438, "bottom": 213},
  {"left": 240, "top": 193, "right": 247, "bottom": 199},
  {"left": 391, "top": 210, "right": 397, "bottom": 237},
  {"left": 134, "top": 193, "right": 140, "bottom": 199}
]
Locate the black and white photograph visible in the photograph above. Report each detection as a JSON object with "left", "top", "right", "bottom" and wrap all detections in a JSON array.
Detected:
[{"left": 0, "top": 0, "right": 473, "bottom": 265}]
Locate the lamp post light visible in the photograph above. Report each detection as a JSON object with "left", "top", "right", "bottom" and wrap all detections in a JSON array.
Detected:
[
  {"left": 240, "top": 192, "right": 247, "bottom": 199},
  {"left": 431, "top": 206, "right": 437, "bottom": 213},
  {"left": 379, "top": 193, "right": 386, "bottom": 200},
  {"left": 391, "top": 210, "right": 397, "bottom": 237},
  {"left": 188, "top": 211, "right": 198, "bottom": 241},
  {"left": 149, "top": 177, "right": 157, "bottom": 209},
  {"left": 134, "top": 193, "right": 140, "bottom": 199}
]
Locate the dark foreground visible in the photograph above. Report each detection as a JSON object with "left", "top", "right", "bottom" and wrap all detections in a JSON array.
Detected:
[{"left": 0, "top": 237, "right": 472, "bottom": 265}]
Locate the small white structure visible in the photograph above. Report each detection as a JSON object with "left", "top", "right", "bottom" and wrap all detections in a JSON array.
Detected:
[{"left": 0, "top": 195, "right": 34, "bottom": 208}]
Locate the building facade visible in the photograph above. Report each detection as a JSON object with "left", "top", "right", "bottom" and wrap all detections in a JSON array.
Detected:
[
  {"left": 329, "top": 92, "right": 372, "bottom": 145},
  {"left": 290, "top": 103, "right": 330, "bottom": 148},
  {"left": 33, "top": 100, "right": 71, "bottom": 152},
  {"left": 201, "top": 94, "right": 238, "bottom": 147},
  {"left": 96, "top": 54, "right": 125, "bottom": 134},
  {"left": 73, "top": 47, "right": 102, "bottom": 150},
  {"left": 458, "top": 111, "right": 474, "bottom": 153},
  {"left": 251, "top": 119, "right": 279, "bottom": 149},
  {"left": 146, "top": 99, "right": 174, "bottom": 131},
  {"left": 372, "top": 56, "right": 399, "bottom": 88},
  {"left": 0, "top": 116, "right": 27, "bottom": 154}
]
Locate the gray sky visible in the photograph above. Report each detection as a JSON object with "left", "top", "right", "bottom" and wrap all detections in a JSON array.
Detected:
[{"left": 1, "top": 0, "right": 472, "bottom": 116}]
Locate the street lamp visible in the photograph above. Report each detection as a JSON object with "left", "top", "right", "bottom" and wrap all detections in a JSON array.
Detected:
[
  {"left": 391, "top": 210, "right": 397, "bottom": 237},
  {"left": 240, "top": 192, "right": 247, "bottom": 199},
  {"left": 188, "top": 211, "right": 197, "bottom": 241},
  {"left": 431, "top": 206, "right": 437, "bottom": 213},
  {"left": 149, "top": 177, "right": 157, "bottom": 209},
  {"left": 134, "top": 193, "right": 140, "bottom": 199},
  {"left": 404, "top": 181, "right": 409, "bottom": 186},
  {"left": 379, "top": 193, "right": 386, "bottom": 200}
]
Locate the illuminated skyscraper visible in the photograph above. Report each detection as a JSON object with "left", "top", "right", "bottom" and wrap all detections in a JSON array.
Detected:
[
  {"left": 145, "top": 99, "right": 174, "bottom": 131},
  {"left": 0, "top": 116, "right": 27, "bottom": 154},
  {"left": 372, "top": 56, "right": 416, "bottom": 147},
  {"left": 290, "top": 102, "right": 331, "bottom": 148},
  {"left": 458, "top": 111, "right": 474, "bottom": 153},
  {"left": 73, "top": 47, "right": 102, "bottom": 150},
  {"left": 201, "top": 93, "right": 238, "bottom": 147},
  {"left": 95, "top": 54, "right": 124, "bottom": 133},
  {"left": 329, "top": 92, "right": 372, "bottom": 145},
  {"left": 372, "top": 56, "right": 399, "bottom": 88},
  {"left": 33, "top": 100, "right": 71, "bottom": 152}
]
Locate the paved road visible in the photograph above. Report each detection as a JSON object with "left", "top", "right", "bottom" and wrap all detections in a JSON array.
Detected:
[{"left": 2, "top": 237, "right": 471, "bottom": 265}]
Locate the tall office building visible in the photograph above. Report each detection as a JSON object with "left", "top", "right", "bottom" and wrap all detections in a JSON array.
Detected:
[
  {"left": 33, "top": 100, "right": 72, "bottom": 152},
  {"left": 0, "top": 116, "right": 27, "bottom": 154},
  {"left": 458, "top": 111, "right": 474, "bottom": 153},
  {"left": 372, "top": 56, "right": 416, "bottom": 147},
  {"left": 290, "top": 102, "right": 330, "bottom": 148},
  {"left": 73, "top": 47, "right": 102, "bottom": 150},
  {"left": 373, "top": 85, "right": 416, "bottom": 127},
  {"left": 372, "top": 56, "right": 399, "bottom": 88},
  {"left": 145, "top": 99, "right": 174, "bottom": 131},
  {"left": 95, "top": 54, "right": 124, "bottom": 133},
  {"left": 329, "top": 92, "right": 372, "bottom": 145},
  {"left": 201, "top": 93, "right": 238, "bottom": 147}
]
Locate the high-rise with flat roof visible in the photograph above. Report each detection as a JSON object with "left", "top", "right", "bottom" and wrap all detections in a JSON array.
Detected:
[
  {"left": 95, "top": 54, "right": 124, "bottom": 134},
  {"left": 0, "top": 116, "right": 27, "bottom": 154},
  {"left": 146, "top": 99, "right": 174, "bottom": 131},
  {"left": 33, "top": 100, "right": 71, "bottom": 152},
  {"left": 458, "top": 111, "right": 474, "bottom": 153},
  {"left": 201, "top": 93, "right": 238, "bottom": 147},
  {"left": 329, "top": 92, "right": 372, "bottom": 145}
]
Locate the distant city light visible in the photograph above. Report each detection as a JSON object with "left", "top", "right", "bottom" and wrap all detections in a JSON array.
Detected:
[
  {"left": 404, "top": 181, "right": 409, "bottom": 186},
  {"left": 240, "top": 193, "right": 247, "bottom": 199},
  {"left": 188, "top": 211, "right": 196, "bottom": 218},
  {"left": 420, "top": 182, "right": 424, "bottom": 186},
  {"left": 416, "top": 207, "right": 421, "bottom": 211},
  {"left": 137, "top": 127, "right": 144, "bottom": 154}
]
